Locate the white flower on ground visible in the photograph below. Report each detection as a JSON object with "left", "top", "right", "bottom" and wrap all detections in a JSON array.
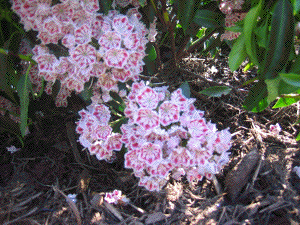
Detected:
[{"left": 6, "top": 146, "right": 20, "bottom": 154}]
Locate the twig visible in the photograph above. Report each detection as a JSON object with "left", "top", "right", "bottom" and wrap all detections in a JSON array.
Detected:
[
  {"left": 3, "top": 207, "right": 39, "bottom": 225},
  {"left": 103, "top": 201, "right": 124, "bottom": 221},
  {"left": 212, "top": 174, "right": 222, "bottom": 195}
]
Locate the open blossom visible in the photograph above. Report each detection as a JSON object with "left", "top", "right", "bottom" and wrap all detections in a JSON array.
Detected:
[
  {"left": 118, "top": 82, "right": 232, "bottom": 191},
  {"left": 98, "top": 31, "right": 121, "bottom": 50},
  {"left": 104, "top": 48, "right": 129, "bottom": 69},
  {"left": 70, "top": 44, "right": 96, "bottom": 68}
]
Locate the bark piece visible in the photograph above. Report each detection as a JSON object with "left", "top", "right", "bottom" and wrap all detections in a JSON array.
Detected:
[{"left": 225, "top": 149, "right": 260, "bottom": 202}]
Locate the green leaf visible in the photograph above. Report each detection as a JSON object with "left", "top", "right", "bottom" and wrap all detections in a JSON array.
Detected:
[
  {"left": 0, "top": 43, "right": 18, "bottom": 103},
  {"left": 243, "top": 80, "right": 269, "bottom": 112},
  {"left": 109, "top": 91, "right": 125, "bottom": 112},
  {"left": 111, "top": 117, "right": 128, "bottom": 133},
  {"left": 199, "top": 86, "right": 232, "bottom": 97},
  {"left": 265, "top": 76, "right": 281, "bottom": 104},
  {"left": 254, "top": 16, "right": 269, "bottom": 48},
  {"left": 139, "top": 0, "right": 147, "bottom": 7},
  {"left": 273, "top": 95, "right": 300, "bottom": 108},
  {"left": 16, "top": 64, "right": 31, "bottom": 137},
  {"left": 147, "top": 45, "right": 157, "bottom": 61},
  {"left": 244, "top": 1, "right": 262, "bottom": 67},
  {"left": 278, "top": 78, "right": 300, "bottom": 95},
  {"left": 296, "top": 131, "right": 300, "bottom": 141},
  {"left": 225, "top": 25, "right": 243, "bottom": 33},
  {"left": 262, "top": 0, "right": 294, "bottom": 79},
  {"left": 99, "top": 0, "right": 112, "bottom": 14},
  {"left": 279, "top": 73, "right": 300, "bottom": 87},
  {"left": 289, "top": 55, "right": 300, "bottom": 73},
  {"left": 243, "top": 62, "right": 254, "bottom": 72},
  {"left": 179, "top": 82, "right": 190, "bottom": 98},
  {"left": 228, "top": 33, "right": 247, "bottom": 71},
  {"left": 108, "top": 92, "right": 125, "bottom": 113},
  {"left": 193, "top": 10, "right": 224, "bottom": 28},
  {"left": 78, "top": 83, "right": 93, "bottom": 103},
  {"left": 196, "top": 27, "right": 206, "bottom": 38},
  {"left": 178, "top": 0, "right": 201, "bottom": 33},
  {"left": 202, "top": 34, "right": 221, "bottom": 55},
  {"left": 291, "top": 0, "right": 300, "bottom": 14}
]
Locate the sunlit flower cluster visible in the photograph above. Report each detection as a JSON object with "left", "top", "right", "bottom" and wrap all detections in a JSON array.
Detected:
[
  {"left": 218, "top": 0, "right": 247, "bottom": 41},
  {"left": 76, "top": 103, "right": 123, "bottom": 162},
  {"left": 11, "top": 0, "right": 153, "bottom": 106},
  {"left": 120, "top": 81, "right": 232, "bottom": 191}
]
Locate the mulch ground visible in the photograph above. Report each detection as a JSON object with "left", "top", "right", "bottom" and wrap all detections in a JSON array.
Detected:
[{"left": 1, "top": 48, "right": 300, "bottom": 225}]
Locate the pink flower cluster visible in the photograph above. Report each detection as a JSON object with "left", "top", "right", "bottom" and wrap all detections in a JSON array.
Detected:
[
  {"left": 218, "top": 0, "right": 247, "bottom": 41},
  {"left": 11, "top": 0, "right": 152, "bottom": 106},
  {"left": 76, "top": 104, "right": 123, "bottom": 162},
  {"left": 120, "top": 81, "right": 232, "bottom": 191}
]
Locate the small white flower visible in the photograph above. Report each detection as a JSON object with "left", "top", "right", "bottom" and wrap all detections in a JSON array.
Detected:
[
  {"left": 270, "top": 123, "right": 281, "bottom": 135},
  {"left": 67, "top": 194, "right": 77, "bottom": 203},
  {"left": 6, "top": 146, "right": 20, "bottom": 153},
  {"left": 293, "top": 166, "right": 300, "bottom": 178}
]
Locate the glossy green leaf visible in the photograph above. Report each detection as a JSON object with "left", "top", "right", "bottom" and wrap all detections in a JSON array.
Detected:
[
  {"left": 228, "top": 33, "right": 247, "bottom": 71},
  {"left": 16, "top": 64, "right": 31, "bottom": 137},
  {"left": 199, "top": 86, "right": 232, "bottom": 97},
  {"left": 178, "top": 0, "right": 201, "bottom": 33},
  {"left": 278, "top": 78, "right": 300, "bottom": 95},
  {"left": 109, "top": 91, "right": 125, "bottom": 112},
  {"left": 279, "top": 73, "right": 300, "bottom": 87},
  {"left": 179, "top": 82, "right": 190, "bottom": 98},
  {"left": 262, "top": 0, "right": 294, "bottom": 79},
  {"left": 110, "top": 91, "right": 124, "bottom": 104},
  {"left": 109, "top": 99, "right": 125, "bottom": 113},
  {"left": 296, "top": 132, "right": 300, "bottom": 141},
  {"left": 78, "top": 83, "right": 93, "bottom": 103},
  {"left": 243, "top": 62, "right": 254, "bottom": 72},
  {"left": 244, "top": 1, "right": 262, "bottom": 67},
  {"left": 193, "top": 10, "right": 224, "bottom": 28},
  {"left": 111, "top": 117, "right": 128, "bottom": 133},
  {"left": 147, "top": 45, "right": 157, "bottom": 61},
  {"left": 243, "top": 80, "right": 269, "bottom": 112},
  {"left": 273, "top": 95, "right": 300, "bottom": 108}
]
